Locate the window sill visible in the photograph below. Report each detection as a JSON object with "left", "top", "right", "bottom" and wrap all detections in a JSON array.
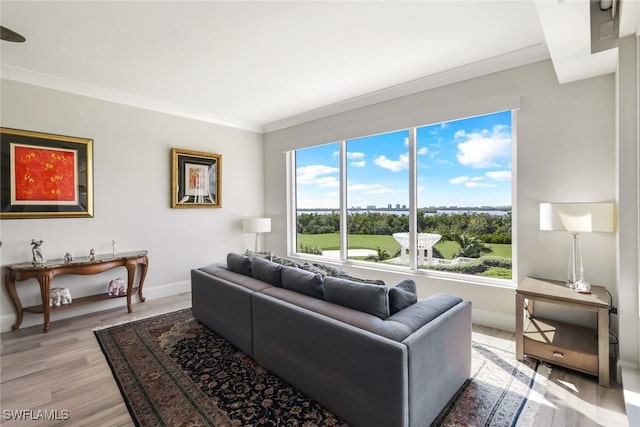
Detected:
[{"left": 288, "top": 252, "right": 516, "bottom": 290}]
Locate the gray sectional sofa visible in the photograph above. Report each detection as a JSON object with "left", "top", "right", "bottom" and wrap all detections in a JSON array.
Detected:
[{"left": 191, "top": 252, "right": 471, "bottom": 427}]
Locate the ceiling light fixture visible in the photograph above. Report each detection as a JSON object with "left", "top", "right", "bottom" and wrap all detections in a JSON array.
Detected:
[{"left": 1, "top": 26, "right": 26, "bottom": 43}]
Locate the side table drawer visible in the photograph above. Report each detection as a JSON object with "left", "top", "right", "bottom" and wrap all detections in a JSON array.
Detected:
[
  {"left": 522, "top": 316, "right": 599, "bottom": 376},
  {"left": 523, "top": 336, "right": 598, "bottom": 375}
]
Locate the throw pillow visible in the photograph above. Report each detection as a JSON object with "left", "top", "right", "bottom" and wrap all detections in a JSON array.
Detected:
[
  {"left": 312, "top": 263, "right": 386, "bottom": 286},
  {"left": 323, "top": 276, "right": 390, "bottom": 320},
  {"left": 389, "top": 279, "right": 418, "bottom": 314},
  {"left": 281, "top": 266, "right": 324, "bottom": 299},
  {"left": 244, "top": 250, "right": 271, "bottom": 259},
  {"left": 227, "top": 253, "right": 252, "bottom": 277},
  {"left": 252, "top": 257, "right": 283, "bottom": 287}
]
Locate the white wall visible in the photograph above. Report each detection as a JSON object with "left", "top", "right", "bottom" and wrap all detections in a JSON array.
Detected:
[
  {"left": 264, "top": 59, "right": 617, "bottom": 333},
  {"left": 0, "top": 79, "right": 264, "bottom": 332}
]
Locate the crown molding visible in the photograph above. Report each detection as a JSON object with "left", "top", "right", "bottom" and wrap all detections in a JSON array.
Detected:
[
  {"left": 0, "top": 65, "right": 263, "bottom": 133},
  {"left": 262, "top": 43, "right": 550, "bottom": 134}
]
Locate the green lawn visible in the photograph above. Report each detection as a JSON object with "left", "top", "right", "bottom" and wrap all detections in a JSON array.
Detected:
[{"left": 296, "top": 233, "right": 511, "bottom": 259}]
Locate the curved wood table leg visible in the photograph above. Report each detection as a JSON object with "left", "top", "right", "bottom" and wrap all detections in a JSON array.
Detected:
[
  {"left": 5, "top": 271, "right": 23, "bottom": 331},
  {"left": 125, "top": 262, "right": 136, "bottom": 313},
  {"left": 38, "top": 273, "right": 53, "bottom": 333},
  {"left": 138, "top": 255, "right": 148, "bottom": 303}
]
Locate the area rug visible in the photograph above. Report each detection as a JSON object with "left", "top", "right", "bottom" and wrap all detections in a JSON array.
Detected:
[{"left": 95, "top": 308, "right": 549, "bottom": 427}]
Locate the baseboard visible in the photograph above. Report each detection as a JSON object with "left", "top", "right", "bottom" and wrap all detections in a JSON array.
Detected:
[
  {"left": 472, "top": 308, "right": 515, "bottom": 332},
  {"left": 0, "top": 280, "right": 191, "bottom": 333}
]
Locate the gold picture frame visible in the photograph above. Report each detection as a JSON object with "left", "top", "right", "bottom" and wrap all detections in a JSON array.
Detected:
[
  {"left": 1, "top": 127, "right": 94, "bottom": 219},
  {"left": 171, "top": 148, "right": 221, "bottom": 208}
]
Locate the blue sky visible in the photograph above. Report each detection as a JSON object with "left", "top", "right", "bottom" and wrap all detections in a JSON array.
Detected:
[{"left": 296, "top": 110, "right": 512, "bottom": 209}]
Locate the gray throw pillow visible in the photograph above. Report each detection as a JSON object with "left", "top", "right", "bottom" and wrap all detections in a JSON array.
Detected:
[
  {"left": 389, "top": 279, "right": 418, "bottom": 314},
  {"left": 281, "top": 266, "right": 324, "bottom": 299},
  {"left": 323, "top": 276, "right": 390, "bottom": 320},
  {"left": 227, "top": 253, "right": 252, "bottom": 277},
  {"left": 252, "top": 257, "right": 283, "bottom": 287}
]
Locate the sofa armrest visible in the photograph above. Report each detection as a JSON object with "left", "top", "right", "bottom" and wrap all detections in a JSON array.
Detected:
[{"left": 402, "top": 299, "right": 472, "bottom": 427}]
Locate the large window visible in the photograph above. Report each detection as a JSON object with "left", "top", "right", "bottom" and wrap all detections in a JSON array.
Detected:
[{"left": 294, "top": 110, "right": 513, "bottom": 280}]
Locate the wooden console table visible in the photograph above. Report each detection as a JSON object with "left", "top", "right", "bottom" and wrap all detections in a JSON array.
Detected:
[
  {"left": 4, "top": 250, "right": 148, "bottom": 333},
  {"left": 515, "top": 276, "right": 610, "bottom": 387}
]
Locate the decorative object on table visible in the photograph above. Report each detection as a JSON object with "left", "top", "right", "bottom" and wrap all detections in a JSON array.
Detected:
[
  {"left": 89, "top": 248, "right": 95, "bottom": 261},
  {"left": 0, "top": 127, "right": 93, "bottom": 219},
  {"left": 30, "top": 239, "right": 46, "bottom": 265},
  {"left": 108, "top": 278, "right": 126, "bottom": 296},
  {"left": 243, "top": 217, "right": 271, "bottom": 252},
  {"left": 64, "top": 252, "right": 73, "bottom": 263},
  {"left": 171, "top": 148, "right": 221, "bottom": 208},
  {"left": 540, "top": 202, "right": 614, "bottom": 292},
  {"left": 49, "top": 287, "right": 72, "bottom": 307},
  {"left": 111, "top": 240, "right": 118, "bottom": 257},
  {"left": 95, "top": 309, "right": 549, "bottom": 427}
]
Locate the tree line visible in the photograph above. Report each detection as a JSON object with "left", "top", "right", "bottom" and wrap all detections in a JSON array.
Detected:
[{"left": 297, "top": 210, "right": 512, "bottom": 244}]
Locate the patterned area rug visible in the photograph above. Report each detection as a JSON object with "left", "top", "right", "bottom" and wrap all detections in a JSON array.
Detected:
[{"left": 94, "top": 308, "right": 549, "bottom": 427}]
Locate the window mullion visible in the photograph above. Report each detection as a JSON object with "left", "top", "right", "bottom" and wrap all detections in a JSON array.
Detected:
[
  {"left": 409, "top": 127, "right": 417, "bottom": 270},
  {"left": 339, "top": 140, "right": 348, "bottom": 261}
]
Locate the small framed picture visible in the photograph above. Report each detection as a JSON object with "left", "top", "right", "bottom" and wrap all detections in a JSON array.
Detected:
[
  {"left": 1, "top": 128, "right": 93, "bottom": 219},
  {"left": 171, "top": 148, "right": 221, "bottom": 208}
]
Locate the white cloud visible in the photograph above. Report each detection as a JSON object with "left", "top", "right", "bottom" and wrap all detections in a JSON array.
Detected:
[
  {"left": 347, "top": 151, "right": 365, "bottom": 160},
  {"left": 465, "top": 182, "right": 495, "bottom": 188},
  {"left": 455, "top": 125, "right": 511, "bottom": 169},
  {"left": 485, "top": 170, "right": 511, "bottom": 181},
  {"left": 449, "top": 176, "right": 470, "bottom": 184},
  {"left": 374, "top": 153, "right": 409, "bottom": 172},
  {"left": 417, "top": 147, "right": 428, "bottom": 155},
  {"left": 350, "top": 160, "right": 366, "bottom": 167},
  {"left": 347, "top": 183, "right": 392, "bottom": 194},
  {"left": 296, "top": 164, "right": 339, "bottom": 186},
  {"left": 314, "top": 176, "right": 339, "bottom": 188}
]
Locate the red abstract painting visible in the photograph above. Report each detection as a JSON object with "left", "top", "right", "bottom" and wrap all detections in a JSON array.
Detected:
[{"left": 12, "top": 144, "right": 78, "bottom": 203}]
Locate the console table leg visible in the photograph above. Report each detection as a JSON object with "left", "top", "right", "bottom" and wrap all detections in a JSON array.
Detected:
[
  {"left": 38, "top": 273, "right": 53, "bottom": 333},
  {"left": 125, "top": 262, "right": 136, "bottom": 313},
  {"left": 138, "top": 256, "right": 148, "bottom": 303},
  {"left": 5, "top": 272, "right": 23, "bottom": 330}
]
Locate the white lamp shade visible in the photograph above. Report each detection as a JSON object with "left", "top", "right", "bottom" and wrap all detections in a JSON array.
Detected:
[
  {"left": 539, "top": 203, "right": 614, "bottom": 233},
  {"left": 243, "top": 218, "right": 271, "bottom": 233}
]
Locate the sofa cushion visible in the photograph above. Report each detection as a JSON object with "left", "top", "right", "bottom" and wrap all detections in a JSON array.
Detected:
[
  {"left": 389, "top": 279, "right": 418, "bottom": 314},
  {"left": 227, "top": 253, "right": 252, "bottom": 277},
  {"left": 323, "top": 276, "right": 390, "bottom": 320},
  {"left": 252, "top": 257, "right": 283, "bottom": 287},
  {"left": 281, "top": 266, "right": 324, "bottom": 299}
]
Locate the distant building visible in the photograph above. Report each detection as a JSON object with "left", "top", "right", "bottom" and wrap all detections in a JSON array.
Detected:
[{"left": 366, "top": 205, "right": 376, "bottom": 209}]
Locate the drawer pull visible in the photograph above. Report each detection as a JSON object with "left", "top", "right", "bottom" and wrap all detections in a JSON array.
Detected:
[{"left": 552, "top": 351, "right": 565, "bottom": 358}]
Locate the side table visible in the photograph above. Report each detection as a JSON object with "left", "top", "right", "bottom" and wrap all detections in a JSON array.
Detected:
[{"left": 515, "top": 277, "right": 610, "bottom": 387}]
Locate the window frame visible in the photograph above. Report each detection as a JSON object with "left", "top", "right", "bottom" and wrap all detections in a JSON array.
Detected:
[{"left": 287, "top": 108, "right": 518, "bottom": 287}]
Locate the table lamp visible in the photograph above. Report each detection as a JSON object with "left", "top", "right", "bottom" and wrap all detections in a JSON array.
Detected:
[
  {"left": 243, "top": 218, "right": 271, "bottom": 252},
  {"left": 540, "top": 202, "right": 614, "bottom": 292}
]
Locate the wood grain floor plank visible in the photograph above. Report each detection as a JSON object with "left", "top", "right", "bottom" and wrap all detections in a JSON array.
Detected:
[{"left": 0, "top": 292, "right": 628, "bottom": 426}]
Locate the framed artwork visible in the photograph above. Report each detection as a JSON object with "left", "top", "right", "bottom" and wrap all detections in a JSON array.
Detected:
[
  {"left": 1, "top": 128, "right": 93, "bottom": 219},
  {"left": 171, "top": 148, "right": 221, "bottom": 208}
]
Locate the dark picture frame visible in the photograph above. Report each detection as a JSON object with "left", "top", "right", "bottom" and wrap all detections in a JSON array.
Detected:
[
  {"left": 1, "top": 128, "right": 93, "bottom": 219},
  {"left": 171, "top": 148, "right": 221, "bottom": 208}
]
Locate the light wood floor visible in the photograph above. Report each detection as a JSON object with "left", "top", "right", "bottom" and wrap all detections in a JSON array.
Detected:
[{"left": 0, "top": 293, "right": 629, "bottom": 426}]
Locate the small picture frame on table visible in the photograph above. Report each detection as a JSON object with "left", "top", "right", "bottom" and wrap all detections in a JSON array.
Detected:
[
  {"left": 171, "top": 148, "right": 222, "bottom": 208},
  {"left": 1, "top": 127, "right": 93, "bottom": 219}
]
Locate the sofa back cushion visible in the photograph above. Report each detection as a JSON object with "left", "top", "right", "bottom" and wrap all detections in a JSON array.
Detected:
[
  {"left": 281, "top": 266, "right": 324, "bottom": 299},
  {"left": 252, "top": 257, "right": 283, "bottom": 287},
  {"left": 227, "top": 253, "right": 252, "bottom": 277},
  {"left": 323, "top": 277, "right": 390, "bottom": 320},
  {"left": 389, "top": 279, "right": 418, "bottom": 315}
]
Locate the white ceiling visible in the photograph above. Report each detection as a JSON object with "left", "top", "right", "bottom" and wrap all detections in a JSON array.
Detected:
[{"left": 1, "top": 1, "right": 638, "bottom": 133}]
